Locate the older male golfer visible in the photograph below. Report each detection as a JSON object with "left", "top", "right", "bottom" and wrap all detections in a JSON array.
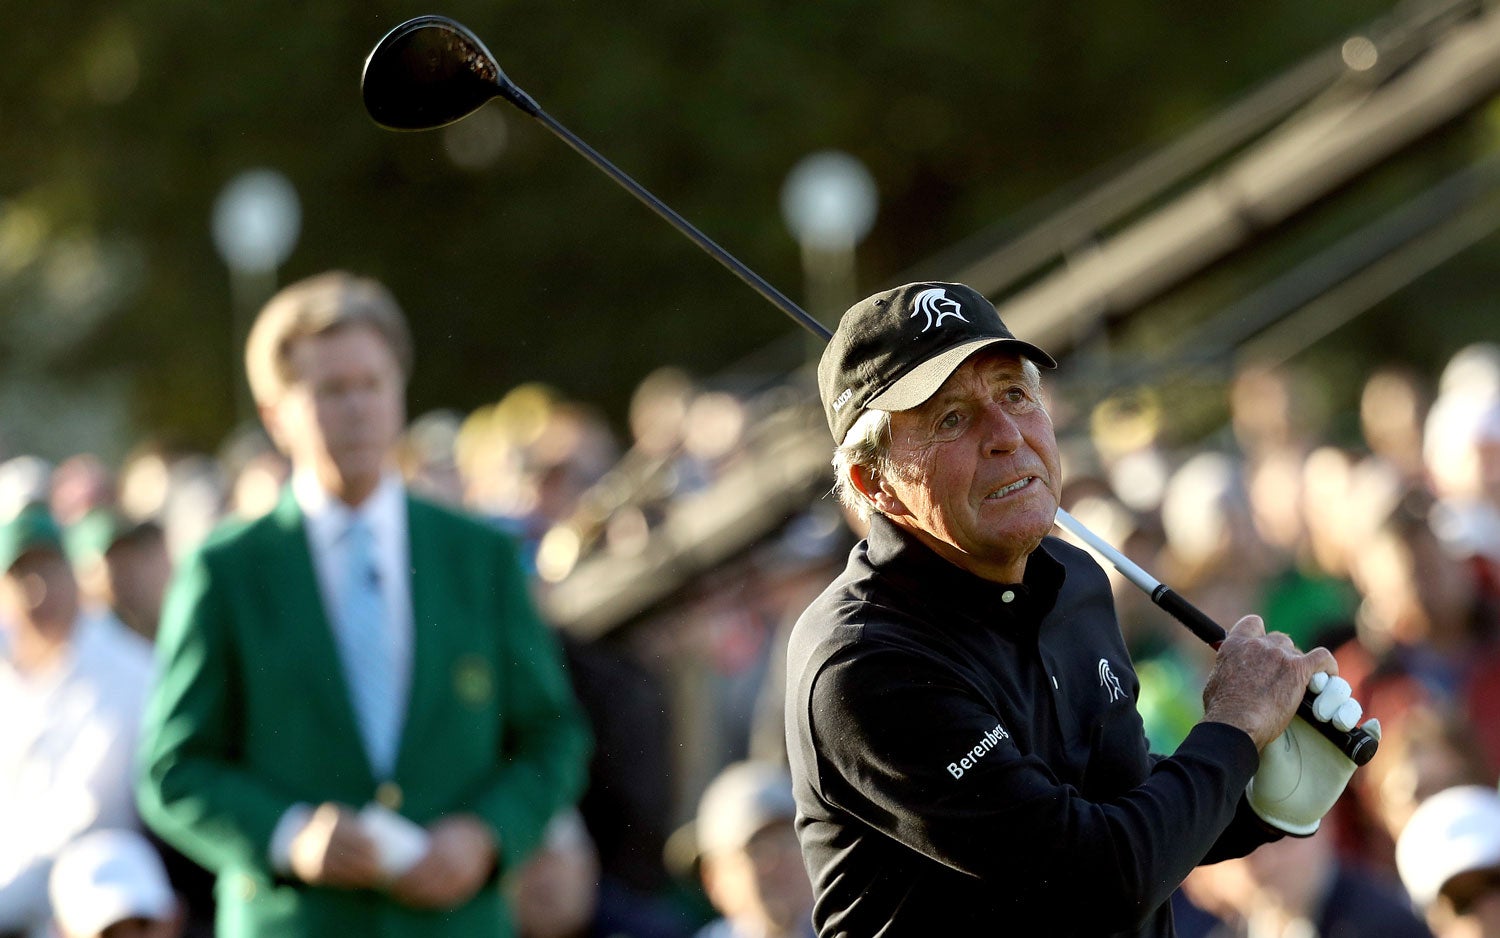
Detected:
[{"left": 785, "top": 282, "right": 1372, "bottom": 936}]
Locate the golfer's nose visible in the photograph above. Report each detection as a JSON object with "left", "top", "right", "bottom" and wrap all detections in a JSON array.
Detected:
[{"left": 981, "top": 402, "right": 1023, "bottom": 455}]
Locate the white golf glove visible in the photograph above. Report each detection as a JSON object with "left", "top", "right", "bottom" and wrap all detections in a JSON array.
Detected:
[{"left": 1245, "top": 672, "right": 1381, "bottom": 836}]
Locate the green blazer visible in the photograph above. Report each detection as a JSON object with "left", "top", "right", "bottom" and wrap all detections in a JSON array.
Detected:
[{"left": 137, "top": 489, "right": 591, "bottom": 938}]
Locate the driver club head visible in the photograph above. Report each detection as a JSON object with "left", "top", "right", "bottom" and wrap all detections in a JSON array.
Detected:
[{"left": 362, "top": 15, "right": 535, "bottom": 131}]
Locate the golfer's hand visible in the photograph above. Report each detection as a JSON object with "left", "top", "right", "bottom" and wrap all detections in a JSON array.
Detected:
[
  {"left": 389, "top": 814, "right": 497, "bottom": 909},
  {"left": 1248, "top": 673, "right": 1380, "bottom": 835},
  {"left": 1201, "top": 615, "right": 1336, "bottom": 751},
  {"left": 288, "top": 802, "right": 383, "bottom": 889}
]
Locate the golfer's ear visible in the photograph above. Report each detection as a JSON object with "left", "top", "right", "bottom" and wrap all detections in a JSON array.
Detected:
[{"left": 850, "top": 464, "right": 908, "bottom": 517}]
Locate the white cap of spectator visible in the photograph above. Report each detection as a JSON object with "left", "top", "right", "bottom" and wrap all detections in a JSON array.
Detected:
[
  {"left": 1438, "top": 342, "right": 1500, "bottom": 401},
  {"left": 688, "top": 761, "right": 812, "bottom": 938},
  {"left": 0, "top": 455, "right": 53, "bottom": 522},
  {"left": 696, "top": 761, "right": 799, "bottom": 860},
  {"left": 1396, "top": 785, "right": 1500, "bottom": 910},
  {"left": 48, "top": 829, "right": 178, "bottom": 938},
  {"left": 662, "top": 760, "right": 801, "bottom": 883}
]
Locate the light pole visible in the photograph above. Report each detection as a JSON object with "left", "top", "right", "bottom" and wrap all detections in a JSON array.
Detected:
[
  {"left": 212, "top": 168, "right": 301, "bottom": 423},
  {"left": 779, "top": 150, "right": 878, "bottom": 329}
]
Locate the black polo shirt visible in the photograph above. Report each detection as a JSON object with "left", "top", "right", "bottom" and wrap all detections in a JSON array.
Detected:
[{"left": 785, "top": 515, "right": 1269, "bottom": 937}]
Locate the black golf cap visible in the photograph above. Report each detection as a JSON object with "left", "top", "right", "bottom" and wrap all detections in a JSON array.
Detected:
[{"left": 818, "top": 281, "right": 1057, "bottom": 443}]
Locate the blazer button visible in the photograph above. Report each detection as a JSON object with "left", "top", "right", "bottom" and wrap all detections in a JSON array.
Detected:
[{"left": 376, "top": 781, "right": 404, "bottom": 811}]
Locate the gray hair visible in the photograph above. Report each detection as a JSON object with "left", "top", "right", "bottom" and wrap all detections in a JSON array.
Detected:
[
  {"left": 832, "top": 408, "right": 894, "bottom": 522},
  {"left": 830, "top": 357, "right": 1045, "bottom": 522}
]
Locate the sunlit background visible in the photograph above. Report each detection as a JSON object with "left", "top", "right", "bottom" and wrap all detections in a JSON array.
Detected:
[
  {"left": 9, "top": 0, "right": 1499, "bottom": 460},
  {"left": 12, "top": 4, "right": 1500, "bottom": 934}
]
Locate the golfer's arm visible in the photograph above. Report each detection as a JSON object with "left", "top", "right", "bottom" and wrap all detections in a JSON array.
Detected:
[{"left": 810, "top": 649, "right": 1260, "bottom": 929}]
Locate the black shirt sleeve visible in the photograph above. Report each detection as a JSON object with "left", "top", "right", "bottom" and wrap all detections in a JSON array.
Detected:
[{"left": 806, "top": 642, "right": 1261, "bottom": 932}]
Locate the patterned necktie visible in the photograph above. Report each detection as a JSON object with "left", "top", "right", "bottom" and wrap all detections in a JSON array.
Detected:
[{"left": 336, "top": 516, "right": 400, "bottom": 779}]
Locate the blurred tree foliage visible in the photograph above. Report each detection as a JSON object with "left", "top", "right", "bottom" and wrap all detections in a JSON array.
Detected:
[{"left": 0, "top": 0, "right": 1462, "bottom": 459}]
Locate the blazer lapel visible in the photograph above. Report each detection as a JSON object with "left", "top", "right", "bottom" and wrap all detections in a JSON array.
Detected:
[
  {"left": 394, "top": 496, "right": 441, "bottom": 781},
  {"left": 267, "top": 488, "right": 377, "bottom": 785}
]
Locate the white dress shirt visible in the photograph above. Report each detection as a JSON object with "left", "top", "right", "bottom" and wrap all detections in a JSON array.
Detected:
[
  {"left": 293, "top": 468, "right": 415, "bottom": 714},
  {"left": 0, "top": 613, "right": 155, "bottom": 938}
]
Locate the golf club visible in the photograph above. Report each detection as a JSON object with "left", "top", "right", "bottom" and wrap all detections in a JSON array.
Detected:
[
  {"left": 361, "top": 15, "right": 826, "bottom": 342},
  {"left": 361, "top": 15, "right": 1376, "bottom": 766}
]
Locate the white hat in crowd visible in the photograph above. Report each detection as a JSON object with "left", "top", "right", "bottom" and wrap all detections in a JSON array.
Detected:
[
  {"left": 48, "top": 829, "right": 175, "bottom": 938},
  {"left": 696, "top": 761, "right": 798, "bottom": 859},
  {"left": 1396, "top": 785, "right": 1500, "bottom": 908}
]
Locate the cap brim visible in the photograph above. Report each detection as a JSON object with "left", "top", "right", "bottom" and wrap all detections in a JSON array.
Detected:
[
  {"left": 3, "top": 541, "right": 65, "bottom": 574},
  {"left": 58, "top": 889, "right": 174, "bottom": 938},
  {"left": 866, "top": 337, "right": 1056, "bottom": 413},
  {"left": 662, "top": 819, "right": 701, "bottom": 879}
]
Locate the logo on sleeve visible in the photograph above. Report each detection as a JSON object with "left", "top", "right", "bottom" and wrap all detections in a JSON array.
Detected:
[
  {"left": 1098, "top": 658, "right": 1126, "bottom": 702},
  {"left": 946, "top": 722, "right": 1010, "bottom": 779}
]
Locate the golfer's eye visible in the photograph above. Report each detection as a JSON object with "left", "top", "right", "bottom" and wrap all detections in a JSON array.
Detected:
[
  {"left": 937, "top": 411, "right": 963, "bottom": 431},
  {"left": 1000, "top": 386, "right": 1036, "bottom": 412}
]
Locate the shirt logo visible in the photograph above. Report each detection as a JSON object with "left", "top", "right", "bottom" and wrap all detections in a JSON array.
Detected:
[
  {"left": 910, "top": 288, "right": 969, "bottom": 333},
  {"left": 946, "top": 722, "right": 1010, "bottom": 779},
  {"left": 1098, "top": 658, "right": 1126, "bottom": 702}
]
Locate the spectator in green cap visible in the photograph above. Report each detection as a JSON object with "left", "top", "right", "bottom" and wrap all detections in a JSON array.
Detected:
[
  {"left": 0, "top": 502, "right": 156, "bottom": 938},
  {"left": 67, "top": 510, "right": 173, "bottom": 642}
]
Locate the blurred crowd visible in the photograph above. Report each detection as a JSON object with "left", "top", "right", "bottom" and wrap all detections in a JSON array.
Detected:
[
  {"left": 5, "top": 336, "right": 1500, "bottom": 937},
  {"left": 1061, "top": 343, "right": 1500, "bottom": 938},
  {"left": 0, "top": 362, "right": 835, "bottom": 938}
]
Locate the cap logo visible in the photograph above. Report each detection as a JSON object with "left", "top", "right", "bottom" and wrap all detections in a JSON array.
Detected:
[
  {"left": 910, "top": 288, "right": 968, "bottom": 333},
  {"left": 832, "top": 387, "right": 854, "bottom": 411}
]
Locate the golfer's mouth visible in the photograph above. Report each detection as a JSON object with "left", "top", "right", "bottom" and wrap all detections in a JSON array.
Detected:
[{"left": 984, "top": 477, "right": 1037, "bottom": 500}]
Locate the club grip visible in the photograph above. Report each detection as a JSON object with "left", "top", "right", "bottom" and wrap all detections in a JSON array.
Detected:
[
  {"left": 1150, "top": 586, "right": 1378, "bottom": 766},
  {"left": 1151, "top": 585, "right": 1227, "bottom": 646},
  {"left": 1297, "top": 693, "right": 1379, "bottom": 766}
]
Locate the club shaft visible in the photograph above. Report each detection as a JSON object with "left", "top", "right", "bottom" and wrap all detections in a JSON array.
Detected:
[
  {"left": 531, "top": 109, "right": 833, "bottom": 342},
  {"left": 1054, "top": 508, "right": 1162, "bottom": 594}
]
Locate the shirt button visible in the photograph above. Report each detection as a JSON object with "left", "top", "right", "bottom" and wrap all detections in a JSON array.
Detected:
[{"left": 1001, "top": 590, "right": 1016, "bottom": 603}]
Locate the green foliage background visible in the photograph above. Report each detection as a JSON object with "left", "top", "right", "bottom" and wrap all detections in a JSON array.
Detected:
[{"left": 7, "top": 0, "right": 1494, "bottom": 460}]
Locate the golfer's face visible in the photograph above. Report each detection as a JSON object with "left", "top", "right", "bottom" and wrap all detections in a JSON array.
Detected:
[{"left": 881, "top": 350, "right": 1061, "bottom": 582}]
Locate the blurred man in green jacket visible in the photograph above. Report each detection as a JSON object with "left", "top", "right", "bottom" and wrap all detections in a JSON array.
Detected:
[{"left": 137, "top": 271, "right": 591, "bottom": 938}]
